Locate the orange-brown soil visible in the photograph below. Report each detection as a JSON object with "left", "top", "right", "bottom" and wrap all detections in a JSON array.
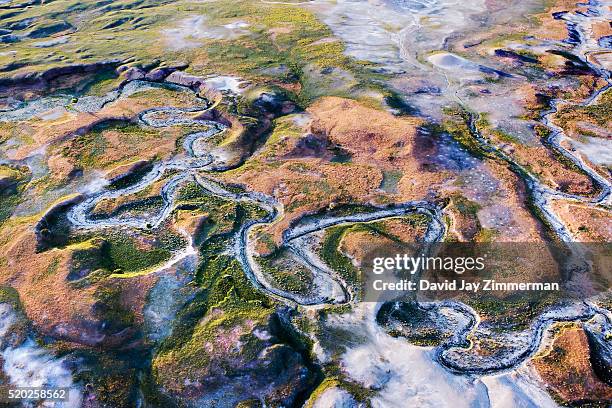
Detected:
[
  {"left": 552, "top": 99, "right": 611, "bottom": 140},
  {"left": 0, "top": 219, "right": 157, "bottom": 348},
  {"left": 532, "top": 0, "right": 591, "bottom": 42},
  {"left": 533, "top": 327, "right": 612, "bottom": 405},
  {"left": 221, "top": 96, "right": 549, "bottom": 247},
  {"left": 502, "top": 143, "right": 594, "bottom": 195},
  {"left": 230, "top": 160, "right": 382, "bottom": 243},
  {"left": 551, "top": 201, "right": 612, "bottom": 242},
  {"left": 91, "top": 178, "right": 167, "bottom": 216},
  {"left": 338, "top": 218, "right": 428, "bottom": 267},
  {"left": 220, "top": 97, "right": 452, "bottom": 244},
  {"left": 591, "top": 21, "right": 612, "bottom": 41},
  {"left": 476, "top": 82, "right": 603, "bottom": 197},
  {"left": 10, "top": 97, "right": 159, "bottom": 161}
]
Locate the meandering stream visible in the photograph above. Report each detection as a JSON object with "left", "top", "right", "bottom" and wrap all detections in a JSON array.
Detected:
[
  {"left": 0, "top": 0, "right": 609, "bottom": 398},
  {"left": 52, "top": 69, "right": 608, "bottom": 376}
]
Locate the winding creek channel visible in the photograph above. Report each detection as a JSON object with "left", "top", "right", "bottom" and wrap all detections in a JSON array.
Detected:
[
  {"left": 0, "top": 1, "right": 610, "bottom": 402},
  {"left": 46, "top": 70, "right": 612, "bottom": 376}
]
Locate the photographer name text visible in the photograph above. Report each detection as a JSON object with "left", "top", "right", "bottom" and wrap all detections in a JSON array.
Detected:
[{"left": 372, "top": 279, "right": 560, "bottom": 292}]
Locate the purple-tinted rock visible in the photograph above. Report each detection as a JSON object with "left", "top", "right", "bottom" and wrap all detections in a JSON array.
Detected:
[
  {"left": 144, "top": 67, "right": 173, "bottom": 81},
  {"left": 165, "top": 70, "right": 203, "bottom": 88},
  {"left": 123, "top": 66, "right": 145, "bottom": 81}
]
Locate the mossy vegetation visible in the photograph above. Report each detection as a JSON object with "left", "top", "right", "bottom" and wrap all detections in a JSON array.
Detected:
[
  {"left": 0, "top": 164, "right": 31, "bottom": 225},
  {"left": 103, "top": 234, "right": 172, "bottom": 273},
  {"left": 1, "top": 0, "right": 382, "bottom": 110},
  {"left": 379, "top": 170, "right": 402, "bottom": 193},
  {"left": 3, "top": 1, "right": 605, "bottom": 406},
  {"left": 554, "top": 88, "right": 611, "bottom": 130},
  {"left": 307, "top": 360, "right": 374, "bottom": 406},
  {"left": 260, "top": 114, "right": 304, "bottom": 156},
  {"left": 303, "top": 378, "right": 369, "bottom": 408},
  {"left": 467, "top": 291, "right": 561, "bottom": 332},
  {"left": 0, "top": 285, "right": 23, "bottom": 311},
  {"left": 437, "top": 109, "right": 491, "bottom": 159},
  {"left": 68, "top": 231, "right": 175, "bottom": 279},
  {"left": 149, "top": 178, "right": 311, "bottom": 399},
  {"left": 108, "top": 162, "right": 155, "bottom": 191},
  {"left": 317, "top": 214, "right": 430, "bottom": 294},
  {"left": 0, "top": 285, "right": 30, "bottom": 343},
  {"left": 70, "top": 349, "right": 148, "bottom": 408},
  {"left": 93, "top": 196, "right": 165, "bottom": 220},
  {"left": 256, "top": 250, "right": 313, "bottom": 295},
  {"left": 474, "top": 108, "right": 595, "bottom": 190},
  {"left": 0, "top": 0, "right": 168, "bottom": 75},
  {"left": 187, "top": 1, "right": 375, "bottom": 104},
  {"left": 93, "top": 281, "right": 136, "bottom": 331},
  {"left": 452, "top": 194, "right": 482, "bottom": 217},
  {"left": 319, "top": 225, "right": 359, "bottom": 288},
  {"left": 60, "top": 120, "right": 170, "bottom": 169}
]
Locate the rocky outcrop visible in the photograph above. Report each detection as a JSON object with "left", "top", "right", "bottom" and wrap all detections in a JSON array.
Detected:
[
  {"left": 115, "top": 61, "right": 189, "bottom": 84},
  {"left": 164, "top": 70, "right": 204, "bottom": 88},
  {"left": 35, "top": 194, "right": 84, "bottom": 251},
  {"left": 164, "top": 70, "right": 223, "bottom": 102},
  {"left": 0, "top": 60, "right": 122, "bottom": 95},
  {"left": 145, "top": 66, "right": 180, "bottom": 82},
  {"left": 121, "top": 66, "right": 146, "bottom": 81}
]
